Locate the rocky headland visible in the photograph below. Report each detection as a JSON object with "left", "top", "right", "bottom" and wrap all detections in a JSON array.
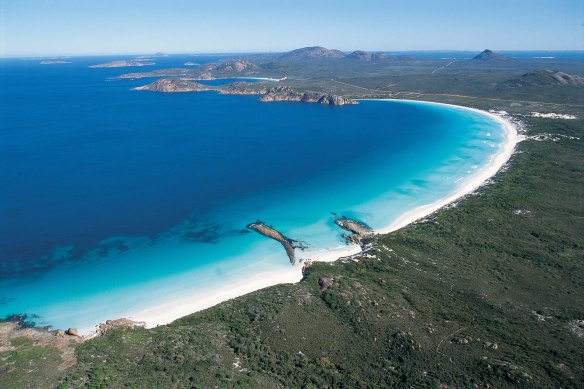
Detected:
[
  {"left": 247, "top": 222, "right": 297, "bottom": 264},
  {"left": 334, "top": 216, "right": 374, "bottom": 245},
  {"left": 259, "top": 86, "right": 356, "bottom": 106},
  {"left": 133, "top": 78, "right": 356, "bottom": 106},
  {"left": 0, "top": 322, "right": 83, "bottom": 371},
  {"left": 132, "top": 78, "right": 211, "bottom": 92}
]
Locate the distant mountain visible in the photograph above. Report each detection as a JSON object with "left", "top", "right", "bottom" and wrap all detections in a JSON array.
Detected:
[
  {"left": 277, "top": 46, "right": 346, "bottom": 61},
  {"left": 502, "top": 69, "right": 584, "bottom": 88},
  {"left": 345, "top": 50, "right": 387, "bottom": 62},
  {"left": 472, "top": 49, "right": 516, "bottom": 61}
]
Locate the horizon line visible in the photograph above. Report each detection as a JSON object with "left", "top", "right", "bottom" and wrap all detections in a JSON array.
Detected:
[{"left": 2, "top": 48, "right": 584, "bottom": 59}]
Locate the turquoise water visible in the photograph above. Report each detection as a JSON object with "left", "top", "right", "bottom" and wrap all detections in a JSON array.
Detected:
[{"left": 0, "top": 56, "right": 506, "bottom": 331}]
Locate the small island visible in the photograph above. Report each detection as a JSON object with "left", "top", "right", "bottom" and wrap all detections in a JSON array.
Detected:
[
  {"left": 89, "top": 60, "right": 155, "bottom": 68},
  {"left": 40, "top": 60, "right": 71, "bottom": 65}
]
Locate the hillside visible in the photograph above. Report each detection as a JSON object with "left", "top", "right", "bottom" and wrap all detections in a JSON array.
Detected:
[{"left": 502, "top": 69, "right": 584, "bottom": 88}]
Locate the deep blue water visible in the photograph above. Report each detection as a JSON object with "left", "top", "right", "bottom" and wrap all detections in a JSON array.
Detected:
[{"left": 0, "top": 55, "right": 507, "bottom": 331}]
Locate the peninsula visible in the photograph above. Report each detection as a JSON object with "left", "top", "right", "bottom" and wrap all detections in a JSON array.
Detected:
[
  {"left": 89, "top": 59, "right": 155, "bottom": 68},
  {"left": 133, "top": 78, "right": 356, "bottom": 105}
]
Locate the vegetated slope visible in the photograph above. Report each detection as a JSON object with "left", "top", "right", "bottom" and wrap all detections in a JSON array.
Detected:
[{"left": 56, "top": 116, "right": 584, "bottom": 388}]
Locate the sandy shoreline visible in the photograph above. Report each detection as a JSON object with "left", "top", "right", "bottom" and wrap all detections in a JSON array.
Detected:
[
  {"left": 369, "top": 100, "right": 520, "bottom": 234},
  {"left": 84, "top": 100, "right": 518, "bottom": 337}
]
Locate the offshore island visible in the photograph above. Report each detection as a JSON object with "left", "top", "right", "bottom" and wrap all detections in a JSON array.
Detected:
[{"left": 1, "top": 46, "right": 583, "bottom": 388}]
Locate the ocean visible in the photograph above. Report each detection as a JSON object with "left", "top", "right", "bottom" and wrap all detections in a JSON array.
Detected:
[{"left": 0, "top": 55, "right": 508, "bottom": 333}]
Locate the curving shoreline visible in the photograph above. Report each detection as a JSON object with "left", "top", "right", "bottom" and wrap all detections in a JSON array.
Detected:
[
  {"left": 8, "top": 99, "right": 519, "bottom": 338},
  {"left": 369, "top": 100, "right": 520, "bottom": 234},
  {"left": 114, "top": 100, "right": 519, "bottom": 337}
]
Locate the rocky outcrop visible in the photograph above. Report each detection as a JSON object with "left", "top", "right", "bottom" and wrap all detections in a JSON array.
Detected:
[
  {"left": 66, "top": 327, "right": 79, "bottom": 336},
  {"left": 259, "top": 86, "right": 356, "bottom": 106},
  {"left": 247, "top": 222, "right": 296, "bottom": 264},
  {"left": 96, "top": 318, "right": 146, "bottom": 336},
  {"left": 318, "top": 277, "right": 334, "bottom": 291},
  {"left": 133, "top": 78, "right": 211, "bottom": 92},
  {"left": 90, "top": 60, "right": 155, "bottom": 68},
  {"left": 334, "top": 216, "right": 374, "bottom": 245}
]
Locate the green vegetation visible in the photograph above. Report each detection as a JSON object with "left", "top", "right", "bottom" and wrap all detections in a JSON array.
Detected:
[
  {"left": 53, "top": 113, "right": 582, "bottom": 388},
  {"left": 0, "top": 341, "right": 64, "bottom": 389}
]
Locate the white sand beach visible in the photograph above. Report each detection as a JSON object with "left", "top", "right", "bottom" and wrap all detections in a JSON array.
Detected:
[{"left": 373, "top": 100, "right": 520, "bottom": 234}]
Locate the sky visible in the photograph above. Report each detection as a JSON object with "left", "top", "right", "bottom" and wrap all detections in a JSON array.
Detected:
[{"left": 1, "top": 0, "right": 582, "bottom": 57}]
